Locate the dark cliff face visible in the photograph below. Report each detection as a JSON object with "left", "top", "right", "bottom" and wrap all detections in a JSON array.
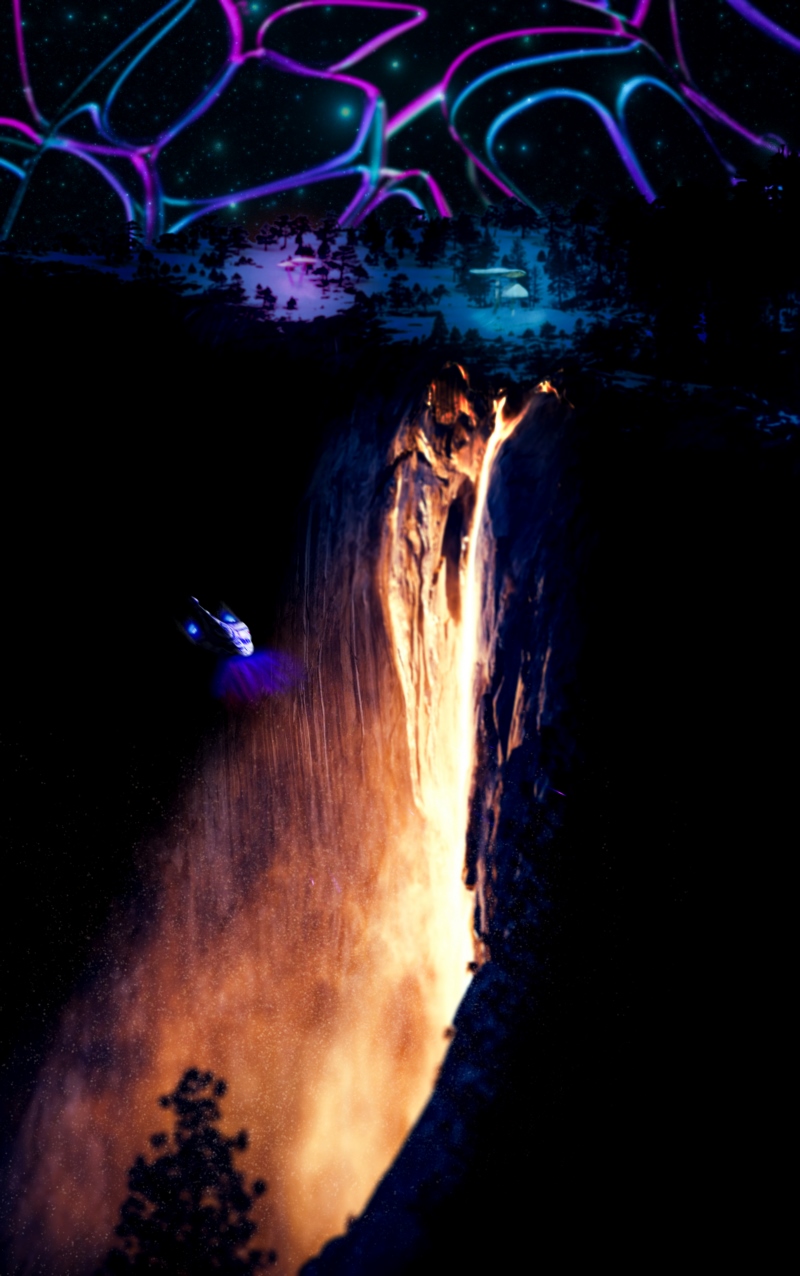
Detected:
[
  {"left": 3, "top": 294, "right": 795, "bottom": 1274},
  {"left": 302, "top": 381, "right": 799, "bottom": 1275}
]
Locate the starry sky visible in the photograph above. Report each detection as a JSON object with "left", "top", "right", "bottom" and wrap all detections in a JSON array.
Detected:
[{"left": 1, "top": 1, "right": 799, "bottom": 234}]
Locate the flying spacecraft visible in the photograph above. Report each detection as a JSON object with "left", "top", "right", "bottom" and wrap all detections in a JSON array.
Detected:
[
  {"left": 469, "top": 267, "right": 528, "bottom": 313},
  {"left": 467, "top": 268, "right": 527, "bottom": 278},
  {"left": 180, "top": 597, "right": 254, "bottom": 658},
  {"left": 179, "top": 597, "right": 302, "bottom": 706}
]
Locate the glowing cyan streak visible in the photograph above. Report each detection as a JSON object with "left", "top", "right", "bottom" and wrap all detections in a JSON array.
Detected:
[
  {"left": 439, "top": 17, "right": 745, "bottom": 207},
  {"left": 487, "top": 87, "right": 657, "bottom": 204},
  {"left": 390, "top": 2, "right": 796, "bottom": 211},
  {"left": 1, "top": 0, "right": 445, "bottom": 239},
  {"left": 1, "top": 0, "right": 797, "bottom": 239}
]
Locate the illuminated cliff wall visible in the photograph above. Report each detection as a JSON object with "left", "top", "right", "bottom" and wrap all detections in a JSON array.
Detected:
[{"left": 6, "top": 366, "right": 531, "bottom": 1274}]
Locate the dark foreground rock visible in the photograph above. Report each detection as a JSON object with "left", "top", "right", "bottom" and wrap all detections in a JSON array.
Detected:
[{"left": 302, "top": 380, "right": 798, "bottom": 1274}]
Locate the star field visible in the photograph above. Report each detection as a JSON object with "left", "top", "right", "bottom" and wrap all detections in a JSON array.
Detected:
[{"left": 1, "top": 0, "right": 799, "bottom": 237}]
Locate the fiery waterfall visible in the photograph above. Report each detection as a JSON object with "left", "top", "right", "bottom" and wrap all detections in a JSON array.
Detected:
[{"left": 8, "top": 379, "right": 527, "bottom": 1274}]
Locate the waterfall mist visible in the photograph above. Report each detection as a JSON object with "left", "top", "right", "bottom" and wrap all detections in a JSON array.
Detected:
[{"left": 6, "top": 368, "right": 529, "bottom": 1274}]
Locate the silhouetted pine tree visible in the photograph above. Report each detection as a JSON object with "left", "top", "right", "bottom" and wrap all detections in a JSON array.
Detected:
[
  {"left": 428, "top": 310, "right": 449, "bottom": 345},
  {"left": 100, "top": 1068, "right": 275, "bottom": 1275}
]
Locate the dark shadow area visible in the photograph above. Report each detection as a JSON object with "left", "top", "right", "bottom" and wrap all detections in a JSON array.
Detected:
[
  {"left": 0, "top": 254, "right": 796, "bottom": 1273},
  {"left": 440, "top": 482, "right": 475, "bottom": 624},
  {"left": 0, "top": 259, "right": 434, "bottom": 1137},
  {"left": 303, "top": 375, "right": 798, "bottom": 1274}
]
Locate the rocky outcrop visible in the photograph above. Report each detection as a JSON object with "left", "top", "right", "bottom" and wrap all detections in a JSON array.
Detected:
[{"left": 301, "top": 378, "right": 800, "bottom": 1274}]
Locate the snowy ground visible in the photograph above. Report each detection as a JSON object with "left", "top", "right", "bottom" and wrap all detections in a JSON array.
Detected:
[{"left": 34, "top": 226, "right": 609, "bottom": 347}]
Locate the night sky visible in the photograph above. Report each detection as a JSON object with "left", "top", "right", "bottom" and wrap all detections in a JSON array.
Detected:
[{"left": 2, "top": 1, "right": 799, "bottom": 237}]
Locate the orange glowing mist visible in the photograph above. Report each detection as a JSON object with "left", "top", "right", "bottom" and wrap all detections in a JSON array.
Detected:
[{"left": 8, "top": 386, "right": 529, "bottom": 1275}]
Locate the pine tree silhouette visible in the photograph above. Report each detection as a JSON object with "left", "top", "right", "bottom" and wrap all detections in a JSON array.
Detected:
[{"left": 100, "top": 1068, "right": 276, "bottom": 1275}]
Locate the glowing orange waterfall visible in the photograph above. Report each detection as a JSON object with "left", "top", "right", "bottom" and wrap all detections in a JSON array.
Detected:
[{"left": 7, "top": 384, "right": 528, "bottom": 1275}]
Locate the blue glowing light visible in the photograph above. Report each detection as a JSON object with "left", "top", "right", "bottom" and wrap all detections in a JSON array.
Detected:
[
  {"left": 0, "top": 0, "right": 795, "bottom": 240},
  {"left": 212, "top": 649, "right": 304, "bottom": 707},
  {"left": 187, "top": 622, "right": 199, "bottom": 635}
]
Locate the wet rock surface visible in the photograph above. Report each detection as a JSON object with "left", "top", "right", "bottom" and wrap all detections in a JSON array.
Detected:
[{"left": 302, "top": 376, "right": 799, "bottom": 1274}]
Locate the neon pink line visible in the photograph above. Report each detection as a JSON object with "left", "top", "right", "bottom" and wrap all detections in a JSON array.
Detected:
[
  {"left": 386, "top": 84, "right": 443, "bottom": 137},
  {"left": 379, "top": 167, "right": 451, "bottom": 215},
  {"left": 445, "top": 122, "right": 518, "bottom": 200},
  {"left": 0, "top": 116, "right": 41, "bottom": 143},
  {"left": 439, "top": 25, "right": 637, "bottom": 205},
  {"left": 337, "top": 166, "right": 375, "bottom": 222},
  {"left": 11, "top": 0, "right": 45, "bottom": 125},
  {"left": 216, "top": 0, "right": 244, "bottom": 58},
  {"left": 130, "top": 153, "right": 159, "bottom": 239},
  {"left": 681, "top": 84, "right": 783, "bottom": 152},
  {"left": 258, "top": 46, "right": 381, "bottom": 164},
  {"left": 668, "top": 0, "right": 692, "bottom": 82},
  {"left": 362, "top": 185, "right": 424, "bottom": 214},
  {"left": 4, "top": 0, "right": 794, "bottom": 240},
  {"left": 441, "top": 25, "right": 628, "bottom": 97}
]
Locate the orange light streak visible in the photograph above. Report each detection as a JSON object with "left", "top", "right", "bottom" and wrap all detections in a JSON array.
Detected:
[{"left": 8, "top": 386, "right": 529, "bottom": 1276}]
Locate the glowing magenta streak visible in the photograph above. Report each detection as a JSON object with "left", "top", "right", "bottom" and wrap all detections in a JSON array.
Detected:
[
  {"left": 449, "top": 44, "right": 640, "bottom": 130},
  {"left": 668, "top": 0, "right": 791, "bottom": 152},
  {"left": 668, "top": 0, "right": 691, "bottom": 82},
  {"left": 1, "top": 0, "right": 437, "bottom": 237},
  {"left": 0, "top": 117, "right": 41, "bottom": 143},
  {"left": 256, "top": 1, "right": 427, "bottom": 73},
  {"left": 358, "top": 167, "right": 452, "bottom": 219},
  {"left": 157, "top": 44, "right": 387, "bottom": 232},
  {"left": 55, "top": 145, "right": 137, "bottom": 221},
  {"left": 724, "top": 0, "right": 800, "bottom": 54},
  {"left": 440, "top": 23, "right": 626, "bottom": 94},
  {"left": 11, "top": 0, "right": 45, "bottom": 125},
  {"left": 337, "top": 166, "right": 377, "bottom": 223},
  {"left": 1, "top": 0, "right": 798, "bottom": 240},
  {"left": 386, "top": 84, "right": 444, "bottom": 138},
  {"left": 680, "top": 84, "right": 784, "bottom": 153},
  {"left": 437, "top": 24, "right": 633, "bottom": 202}
]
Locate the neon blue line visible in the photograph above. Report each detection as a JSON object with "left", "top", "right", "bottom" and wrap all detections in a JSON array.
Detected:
[
  {"left": 486, "top": 87, "right": 656, "bottom": 200},
  {"left": 59, "top": 0, "right": 194, "bottom": 125},
  {"left": 50, "top": 101, "right": 105, "bottom": 140},
  {"left": 616, "top": 73, "right": 692, "bottom": 116},
  {"left": 616, "top": 75, "right": 735, "bottom": 175},
  {"left": 166, "top": 164, "right": 366, "bottom": 233},
  {"left": 259, "top": 50, "right": 380, "bottom": 174},
  {"left": 0, "top": 157, "right": 26, "bottom": 179},
  {"left": 450, "top": 42, "right": 637, "bottom": 130},
  {"left": 102, "top": 0, "right": 199, "bottom": 136},
  {"left": 372, "top": 185, "right": 425, "bottom": 210},
  {"left": 49, "top": 142, "right": 136, "bottom": 220},
  {"left": 150, "top": 59, "right": 239, "bottom": 150},
  {"left": 0, "top": 135, "right": 38, "bottom": 152}
]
